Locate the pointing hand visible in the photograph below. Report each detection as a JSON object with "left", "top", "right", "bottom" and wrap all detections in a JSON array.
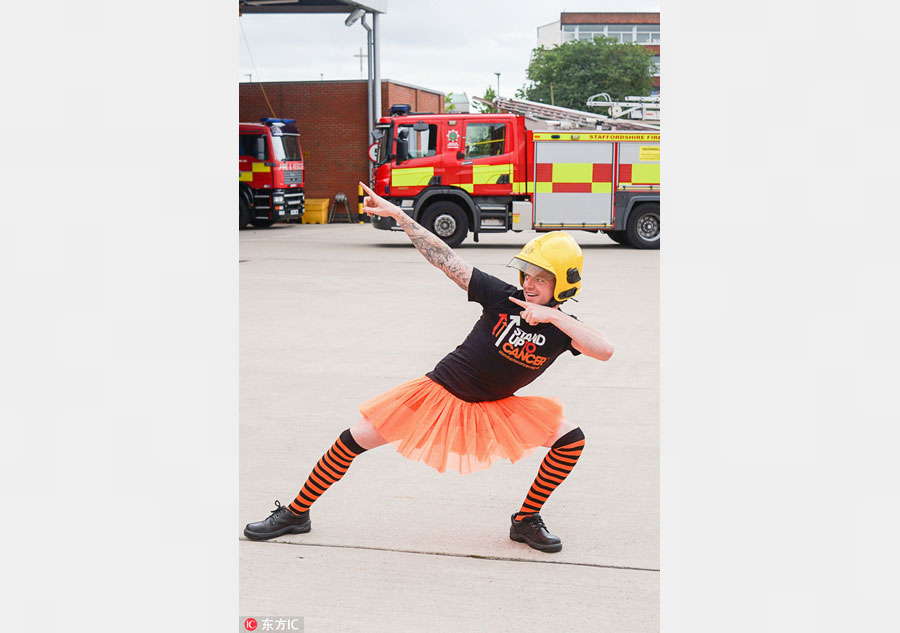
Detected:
[
  {"left": 359, "top": 182, "right": 402, "bottom": 220},
  {"left": 508, "top": 296, "right": 557, "bottom": 326}
]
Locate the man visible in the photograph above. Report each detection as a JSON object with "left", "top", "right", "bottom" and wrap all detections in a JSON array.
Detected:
[{"left": 244, "top": 183, "right": 614, "bottom": 553}]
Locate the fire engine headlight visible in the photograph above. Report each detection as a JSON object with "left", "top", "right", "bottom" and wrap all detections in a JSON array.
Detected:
[{"left": 273, "top": 194, "right": 284, "bottom": 203}]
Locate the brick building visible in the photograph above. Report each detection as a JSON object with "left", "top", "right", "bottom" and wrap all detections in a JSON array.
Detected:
[
  {"left": 537, "top": 12, "right": 660, "bottom": 94},
  {"left": 239, "top": 79, "right": 444, "bottom": 204}
]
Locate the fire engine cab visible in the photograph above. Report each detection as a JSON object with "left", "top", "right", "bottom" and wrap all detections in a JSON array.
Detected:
[
  {"left": 369, "top": 106, "right": 659, "bottom": 248},
  {"left": 239, "top": 118, "right": 305, "bottom": 229}
]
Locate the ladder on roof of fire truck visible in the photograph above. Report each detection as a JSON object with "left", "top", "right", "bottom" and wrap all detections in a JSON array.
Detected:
[
  {"left": 474, "top": 95, "right": 660, "bottom": 131},
  {"left": 586, "top": 93, "right": 660, "bottom": 123}
]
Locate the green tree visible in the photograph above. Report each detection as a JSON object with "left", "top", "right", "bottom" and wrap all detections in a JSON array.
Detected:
[
  {"left": 444, "top": 92, "right": 457, "bottom": 113},
  {"left": 522, "top": 38, "right": 654, "bottom": 109},
  {"left": 474, "top": 86, "right": 498, "bottom": 113}
]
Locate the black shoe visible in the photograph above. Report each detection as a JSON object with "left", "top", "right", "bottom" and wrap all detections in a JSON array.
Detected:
[
  {"left": 244, "top": 500, "right": 311, "bottom": 541},
  {"left": 509, "top": 513, "right": 562, "bottom": 553}
]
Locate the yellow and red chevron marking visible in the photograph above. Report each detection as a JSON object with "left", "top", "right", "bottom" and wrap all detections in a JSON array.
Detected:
[
  {"left": 458, "top": 184, "right": 521, "bottom": 195},
  {"left": 239, "top": 161, "right": 271, "bottom": 184},
  {"left": 511, "top": 182, "right": 534, "bottom": 194},
  {"left": 454, "top": 162, "right": 514, "bottom": 194},
  {"left": 534, "top": 162, "right": 613, "bottom": 193},
  {"left": 618, "top": 163, "right": 660, "bottom": 186},
  {"left": 391, "top": 166, "right": 434, "bottom": 187}
]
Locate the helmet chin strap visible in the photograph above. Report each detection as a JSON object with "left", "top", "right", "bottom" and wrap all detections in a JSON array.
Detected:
[{"left": 549, "top": 293, "right": 580, "bottom": 308}]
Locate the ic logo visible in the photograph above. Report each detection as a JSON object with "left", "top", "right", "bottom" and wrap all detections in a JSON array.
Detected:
[{"left": 244, "top": 618, "right": 258, "bottom": 631}]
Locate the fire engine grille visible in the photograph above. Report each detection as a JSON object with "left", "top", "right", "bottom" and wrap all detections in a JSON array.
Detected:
[
  {"left": 283, "top": 170, "right": 303, "bottom": 184},
  {"left": 252, "top": 190, "right": 304, "bottom": 212},
  {"left": 283, "top": 191, "right": 304, "bottom": 210}
]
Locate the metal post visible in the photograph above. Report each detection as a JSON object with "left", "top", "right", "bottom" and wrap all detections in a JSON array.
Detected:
[
  {"left": 360, "top": 13, "right": 376, "bottom": 187},
  {"left": 373, "top": 11, "right": 382, "bottom": 123},
  {"left": 360, "top": 14, "right": 374, "bottom": 139}
]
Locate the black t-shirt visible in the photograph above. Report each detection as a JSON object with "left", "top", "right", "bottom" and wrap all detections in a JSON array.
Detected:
[{"left": 426, "top": 268, "right": 581, "bottom": 402}]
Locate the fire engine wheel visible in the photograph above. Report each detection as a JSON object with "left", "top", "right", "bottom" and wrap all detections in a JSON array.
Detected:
[
  {"left": 421, "top": 202, "right": 468, "bottom": 248},
  {"left": 239, "top": 196, "right": 250, "bottom": 230},
  {"left": 626, "top": 204, "right": 660, "bottom": 250}
]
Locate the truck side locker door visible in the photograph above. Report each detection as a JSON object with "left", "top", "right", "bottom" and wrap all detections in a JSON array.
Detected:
[
  {"left": 617, "top": 140, "right": 660, "bottom": 191},
  {"left": 389, "top": 122, "right": 441, "bottom": 196},
  {"left": 532, "top": 134, "right": 614, "bottom": 228},
  {"left": 454, "top": 119, "right": 514, "bottom": 197}
]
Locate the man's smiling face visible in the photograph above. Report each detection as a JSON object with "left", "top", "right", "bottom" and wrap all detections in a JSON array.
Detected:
[{"left": 520, "top": 263, "right": 556, "bottom": 306}]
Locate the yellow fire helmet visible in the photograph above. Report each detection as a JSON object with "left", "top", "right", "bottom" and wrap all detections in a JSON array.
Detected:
[{"left": 507, "top": 231, "right": 584, "bottom": 303}]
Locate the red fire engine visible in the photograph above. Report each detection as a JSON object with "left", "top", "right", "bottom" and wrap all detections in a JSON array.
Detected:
[
  {"left": 239, "top": 118, "right": 305, "bottom": 229},
  {"left": 369, "top": 107, "right": 659, "bottom": 248}
]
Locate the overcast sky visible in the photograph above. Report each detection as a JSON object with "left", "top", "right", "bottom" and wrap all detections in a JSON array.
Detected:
[{"left": 238, "top": 0, "right": 659, "bottom": 108}]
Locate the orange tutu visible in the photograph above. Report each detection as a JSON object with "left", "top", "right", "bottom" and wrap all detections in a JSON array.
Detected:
[{"left": 359, "top": 376, "right": 563, "bottom": 474}]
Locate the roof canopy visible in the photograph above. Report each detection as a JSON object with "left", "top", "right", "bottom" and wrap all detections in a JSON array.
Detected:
[
  {"left": 238, "top": 0, "right": 388, "bottom": 127},
  {"left": 239, "top": 0, "right": 386, "bottom": 15}
]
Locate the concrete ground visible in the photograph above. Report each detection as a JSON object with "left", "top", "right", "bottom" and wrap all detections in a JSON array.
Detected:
[{"left": 240, "top": 222, "right": 659, "bottom": 632}]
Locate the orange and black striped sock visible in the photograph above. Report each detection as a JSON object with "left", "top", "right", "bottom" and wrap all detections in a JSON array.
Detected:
[
  {"left": 288, "top": 429, "right": 367, "bottom": 516},
  {"left": 514, "top": 427, "right": 585, "bottom": 521}
]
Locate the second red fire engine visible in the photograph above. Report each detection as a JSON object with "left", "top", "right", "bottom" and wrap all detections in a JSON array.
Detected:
[{"left": 239, "top": 118, "right": 305, "bottom": 229}]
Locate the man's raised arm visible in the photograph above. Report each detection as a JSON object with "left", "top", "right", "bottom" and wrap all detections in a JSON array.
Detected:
[{"left": 359, "top": 182, "right": 473, "bottom": 291}]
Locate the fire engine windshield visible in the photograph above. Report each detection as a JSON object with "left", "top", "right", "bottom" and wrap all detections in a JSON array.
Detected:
[{"left": 272, "top": 135, "right": 302, "bottom": 162}]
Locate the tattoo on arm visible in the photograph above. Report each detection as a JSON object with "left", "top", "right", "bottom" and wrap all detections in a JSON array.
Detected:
[{"left": 395, "top": 214, "right": 473, "bottom": 291}]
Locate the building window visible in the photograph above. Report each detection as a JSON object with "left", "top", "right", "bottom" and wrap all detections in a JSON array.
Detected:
[
  {"left": 561, "top": 23, "right": 660, "bottom": 46},
  {"left": 651, "top": 55, "right": 661, "bottom": 77},
  {"left": 607, "top": 25, "right": 634, "bottom": 44},
  {"left": 637, "top": 24, "right": 660, "bottom": 44},
  {"left": 578, "top": 25, "right": 604, "bottom": 41}
]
